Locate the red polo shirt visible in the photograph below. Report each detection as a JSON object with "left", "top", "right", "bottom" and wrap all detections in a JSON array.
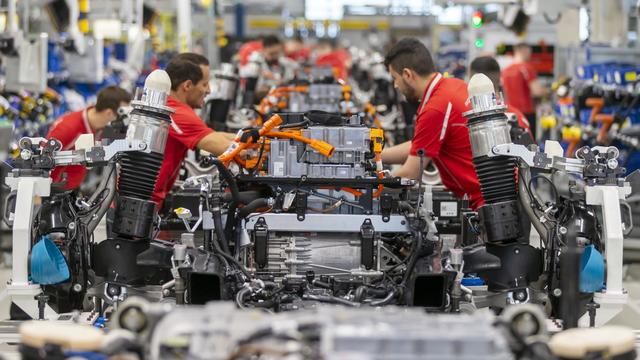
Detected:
[
  {"left": 411, "top": 73, "right": 484, "bottom": 209},
  {"left": 151, "top": 96, "right": 214, "bottom": 208},
  {"left": 239, "top": 40, "right": 263, "bottom": 66},
  {"left": 315, "top": 50, "right": 350, "bottom": 81},
  {"left": 502, "top": 62, "right": 537, "bottom": 114},
  {"left": 46, "top": 107, "right": 95, "bottom": 190}
]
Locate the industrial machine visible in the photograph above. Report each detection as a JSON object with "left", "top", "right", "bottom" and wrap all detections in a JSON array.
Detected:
[
  {"left": 1, "top": 69, "right": 635, "bottom": 360},
  {"left": 2, "top": 69, "right": 174, "bottom": 318},
  {"left": 462, "top": 74, "right": 632, "bottom": 326}
]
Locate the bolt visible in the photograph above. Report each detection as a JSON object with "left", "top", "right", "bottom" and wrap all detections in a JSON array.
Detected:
[
  {"left": 559, "top": 227, "right": 568, "bottom": 235},
  {"left": 139, "top": 143, "right": 146, "bottom": 150},
  {"left": 553, "top": 288, "right": 562, "bottom": 297},
  {"left": 115, "top": 244, "right": 121, "bottom": 250},
  {"left": 35, "top": 294, "right": 49, "bottom": 320},
  {"left": 162, "top": 289, "right": 170, "bottom": 297},
  {"left": 20, "top": 149, "right": 32, "bottom": 160},
  {"left": 514, "top": 248, "right": 520, "bottom": 254},
  {"left": 586, "top": 301, "right": 600, "bottom": 327},
  {"left": 515, "top": 291, "right": 527, "bottom": 301},
  {"left": 607, "top": 159, "right": 618, "bottom": 170},
  {"left": 72, "top": 283, "right": 83, "bottom": 292},
  {"left": 68, "top": 223, "right": 76, "bottom": 230}
]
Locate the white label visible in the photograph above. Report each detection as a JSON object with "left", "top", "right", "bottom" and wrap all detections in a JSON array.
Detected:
[
  {"left": 440, "top": 202, "right": 458, "bottom": 217},
  {"left": 273, "top": 162, "right": 285, "bottom": 176}
]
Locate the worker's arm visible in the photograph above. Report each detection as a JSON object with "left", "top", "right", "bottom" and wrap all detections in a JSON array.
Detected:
[
  {"left": 196, "top": 132, "right": 233, "bottom": 156},
  {"left": 529, "top": 79, "right": 549, "bottom": 98},
  {"left": 222, "top": 131, "right": 236, "bottom": 140},
  {"left": 392, "top": 155, "right": 431, "bottom": 181},
  {"left": 381, "top": 141, "right": 412, "bottom": 165}
]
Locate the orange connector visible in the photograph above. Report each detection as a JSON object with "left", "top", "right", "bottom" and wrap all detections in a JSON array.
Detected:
[
  {"left": 218, "top": 114, "right": 283, "bottom": 165},
  {"left": 266, "top": 131, "right": 335, "bottom": 158},
  {"left": 309, "top": 139, "right": 335, "bottom": 158}
]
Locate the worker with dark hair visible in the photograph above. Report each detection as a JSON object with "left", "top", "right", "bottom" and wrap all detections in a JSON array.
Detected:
[
  {"left": 502, "top": 43, "right": 549, "bottom": 138},
  {"left": 314, "top": 38, "right": 351, "bottom": 81},
  {"left": 238, "top": 34, "right": 285, "bottom": 66},
  {"left": 238, "top": 37, "right": 263, "bottom": 66},
  {"left": 261, "top": 35, "right": 284, "bottom": 65},
  {"left": 380, "top": 38, "right": 483, "bottom": 209},
  {"left": 47, "top": 86, "right": 132, "bottom": 190},
  {"left": 285, "top": 35, "right": 310, "bottom": 62},
  {"left": 152, "top": 52, "right": 235, "bottom": 207},
  {"left": 238, "top": 35, "right": 298, "bottom": 100},
  {"left": 469, "top": 55, "right": 534, "bottom": 145}
]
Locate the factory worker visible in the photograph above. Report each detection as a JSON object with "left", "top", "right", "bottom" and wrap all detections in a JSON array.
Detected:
[
  {"left": 151, "top": 53, "right": 235, "bottom": 208},
  {"left": 380, "top": 38, "right": 484, "bottom": 210},
  {"left": 469, "top": 56, "right": 534, "bottom": 146},
  {"left": 502, "top": 43, "right": 549, "bottom": 139},
  {"left": 47, "top": 86, "right": 132, "bottom": 190}
]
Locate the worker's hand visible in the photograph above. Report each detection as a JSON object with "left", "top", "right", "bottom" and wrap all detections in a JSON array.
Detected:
[
  {"left": 239, "top": 127, "right": 261, "bottom": 144},
  {"left": 238, "top": 150, "right": 252, "bottom": 160}
]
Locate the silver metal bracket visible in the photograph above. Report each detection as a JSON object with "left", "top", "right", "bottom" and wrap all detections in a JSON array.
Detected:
[{"left": 492, "top": 143, "right": 584, "bottom": 173}]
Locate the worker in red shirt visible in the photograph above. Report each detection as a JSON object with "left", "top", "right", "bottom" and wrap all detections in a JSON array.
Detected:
[
  {"left": 314, "top": 39, "right": 350, "bottom": 81},
  {"left": 46, "top": 86, "right": 132, "bottom": 190},
  {"left": 501, "top": 43, "right": 549, "bottom": 139},
  {"left": 238, "top": 39, "right": 263, "bottom": 66},
  {"left": 380, "top": 38, "right": 484, "bottom": 210},
  {"left": 469, "top": 56, "right": 534, "bottom": 146},
  {"left": 284, "top": 35, "right": 310, "bottom": 63},
  {"left": 152, "top": 53, "right": 236, "bottom": 208}
]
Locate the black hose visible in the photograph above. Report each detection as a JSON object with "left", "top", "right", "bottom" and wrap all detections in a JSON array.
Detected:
[
  {"left": 212, "top": 239, "right": 251, "bottom": 280},
  {"left": 354, "top": 286, "right": 366, "bottom": 302},
  {"left": 402, "top": 232, "right": 424, "bottom": 285},
  {"left": 222, "top": 191, "right": 263, "bottom": 204},
  {"left": 204, "top": 228, "right": 213, "bottom": 252},
  {"left": 370, "top": 289, "right": 396, "bottom": 306},
  {"left": 365, "top": 287, "right": 389, "bottom": 298},
  {"left": 312, "top": 279, "right": 332, "bottom": 289},
  {"left": 210, "top": 157, "right": 240, "bottom": 204},
  {"left": 212, "top": 202, "right": 231, "bottom": 254},
  {"left": 237, "top": 198, "right": 270, "bottom": 220},
  {"left": 210, "top": 158, "right": 241, "bottom": 249},
  {"left": 236, "top": 287, "right": 251, "bottom": 308},
  {"left": 354, "top": 286, "right": 389, "bottom": 303},
  {"left": 87, "top": 162, "right": 117, "bottom": 233}
]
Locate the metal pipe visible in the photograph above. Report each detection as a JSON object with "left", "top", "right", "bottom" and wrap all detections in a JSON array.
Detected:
[{"left": 7, "top": 0, "right": 17, "bottom": 33}]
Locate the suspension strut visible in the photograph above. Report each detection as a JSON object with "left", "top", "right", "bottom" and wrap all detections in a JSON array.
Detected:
[{"left": 463, "top": 74, "right": 541, "bottom": 293}]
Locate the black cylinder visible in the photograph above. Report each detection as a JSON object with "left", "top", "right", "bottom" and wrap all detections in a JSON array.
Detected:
[
  {"left": 118, "top": 151, "right": 164, "bottom": 200},
  {"left": 473, "top": 155, "right": 518, "bottom": 204},
  {"left": 478, "top": 201, "right": 522, "bottom": 243}
]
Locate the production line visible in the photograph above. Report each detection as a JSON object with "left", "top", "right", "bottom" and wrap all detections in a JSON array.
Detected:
[{"left": 1, "top": 1, "right": 640, "bottom": 359}]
